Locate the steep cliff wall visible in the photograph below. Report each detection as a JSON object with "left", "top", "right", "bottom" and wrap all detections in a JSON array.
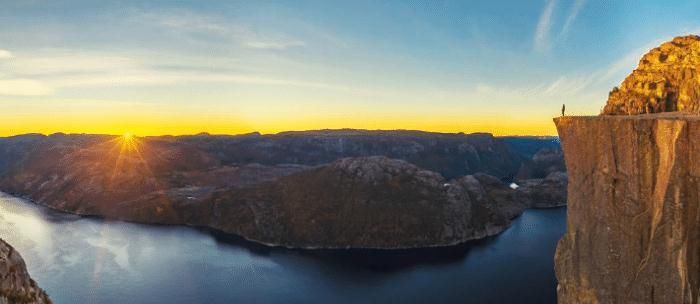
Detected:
[
  {"left": 0, "top": 239, "right": 51, "bottom": 304},
  {"left": 555, "top": 114, "right": 700, "bottom": 303}
]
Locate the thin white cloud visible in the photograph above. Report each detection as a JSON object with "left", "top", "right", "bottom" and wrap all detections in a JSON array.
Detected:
[
  {"left": 535, "top": 0, "right": 587, "bottom": 52},
  {"left": 0, "top": 50, "right": 351, "bottom": 95},
  {"left": 534, "top": 0, "right": 557, "bottom": 52},
  {"left": 560, "top": 0, "right": 586, "bottom": 37},
  {"left": 140, "top": 10, "right": 306, "bottom": 51},
  {"left": 48, "top": 70, "right": 348, "bottom": 91},
  {"left": 245, "top": 40, "right": 306, "bottom": 50},
  {"left": 542, "top": 74, "right": 598, "bottom": 96},
  {"left": 0, "top": 49, "right": 14, "bottom": 59},
  {"left": 470, "top": 38, "right": 670, "bottom": 116},
  {"left": 6, "top": 53, "right": 137, "bottom": 76},
  {"left": 151, "top": 11, "right": 230, "bottom": 35},
  {"left": 540, "top": 34, "right": 691, "bottom": 98},
  {"left": 598, "top": 36, "right": 674, "bottom": 84},
  {"left": 457, "top": 81, "right": 600, "bottom": 118},
  {"left": 0, "top": 79, "right": 54, "bottom": 96}
]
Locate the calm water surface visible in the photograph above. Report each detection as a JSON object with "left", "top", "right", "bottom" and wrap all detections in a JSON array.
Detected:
[{"left": 0, "top": 192, "right": 566, "bottom": 304}]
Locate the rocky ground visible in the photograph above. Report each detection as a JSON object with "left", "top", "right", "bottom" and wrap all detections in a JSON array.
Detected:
[
  {"left": 604, "top": 35, "right": 700, "bottom": 115},
  {"left": 0, "top": 239, "right": 51, "bottom": 304}
]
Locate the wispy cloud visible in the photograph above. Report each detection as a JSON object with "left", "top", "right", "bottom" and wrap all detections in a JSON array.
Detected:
[
  {"left": 140, "top": 10, "right": 306, "bottom": 50},
  {"left": 0, "top": 50, "right": 55, "bottom": 96},
  {"left": 0, "top": 49, "right": 14, "bottom": 59},
  {"left": 560, "top": 0, "right": 586, "bottom": 37},
  {"left": 534, "top": 0, "right": 557, "bottom": 52},
  {"left": 245, "top": 40, "right": 306, "bottom": 50},
  {"left": 468, "top": 38, "right": 663, "bottom": 116},
  {"left": 48, "top": 70, "right": 348, "bottom": 91},
  {"left": 534, "top": 0, "right": 587, "bottom": 52},
  {"left": 7, "top": 53, "right": 137, "bottom": 76},
  {"left": 0, "top": 50, "right": 351, "bottom": 96},
  {"left": 448, "top": 81, "right": 602, "bottom": 118},
  {"left": 538, "top": 33, "right": 696, "bottom": 102},
  {"left": 0, "top": 79, "right": 54, "bottom": 96}
]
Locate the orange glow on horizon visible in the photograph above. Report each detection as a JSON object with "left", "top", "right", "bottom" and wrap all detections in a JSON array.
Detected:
[
  {"left": 0, "top": 97, "right": 566, "bottom": 137},
  {"left": 2, "top": 113, "right": 559, "bottom": 137}
]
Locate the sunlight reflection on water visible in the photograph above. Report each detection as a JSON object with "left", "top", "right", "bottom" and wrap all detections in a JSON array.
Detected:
[{"left": 0, "top": 192, "right": 566, "bottom": 304}]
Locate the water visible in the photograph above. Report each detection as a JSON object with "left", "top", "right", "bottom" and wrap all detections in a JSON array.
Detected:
[{"left": 0, "top": 192, "right": 566, "bottom": 304}]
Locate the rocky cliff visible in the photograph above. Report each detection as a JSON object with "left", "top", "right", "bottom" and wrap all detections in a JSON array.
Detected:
[
  {"left": 0, "top": 239, "right": 51, "bottom": 304},
  {"left": 555, "top": 115, "right": 700, "bottom": 303},
  {"left": 604, "top": 35, "right": 700, "bottom": 115},
  {"left": 556, "top": 34, "right": 700, "bottom": 303}
]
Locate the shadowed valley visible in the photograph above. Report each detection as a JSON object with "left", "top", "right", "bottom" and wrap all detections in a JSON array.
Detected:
[{"left": 0, "top": 130, "right": 564, "bottom": 249}]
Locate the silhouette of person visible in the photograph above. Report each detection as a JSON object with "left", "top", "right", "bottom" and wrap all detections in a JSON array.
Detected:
[{"left": 561, "top": 104, "right": 566, "bottom": 116}]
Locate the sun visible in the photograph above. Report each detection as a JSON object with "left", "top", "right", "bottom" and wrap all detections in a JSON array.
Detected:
[{"left": 118, "top": 132, "right": 139, "bottom": 152}]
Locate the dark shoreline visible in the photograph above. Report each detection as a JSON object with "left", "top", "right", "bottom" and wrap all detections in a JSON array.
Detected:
[{"left": 0, "top": 190, "right": 564, "bottom": 261}]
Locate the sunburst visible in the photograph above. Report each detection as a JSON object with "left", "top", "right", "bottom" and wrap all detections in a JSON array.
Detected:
[{"left": 119, "top": 133, "right": 138, "bottom": 152}]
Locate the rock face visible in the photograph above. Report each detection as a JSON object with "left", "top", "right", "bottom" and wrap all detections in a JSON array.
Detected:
[
  {"left": 555, "top": 115, "right": 700, "bottom": 303},
  {"left": 556, "top": 35, "right": 700, "bottom": 303},
  {"left": 0, "top": 131, "right": 565, "bottom": 249},
  {"left": 0, "top": 239, "right": 51, "bottom": 304},
  {"left": 515, "top": 171, "right": 567, "bottom": 208},
  {"left": 199, "top": 157, "right": 531, "bottom": 248},
  {"left": 604, "top": 35, "right": 700, "bottom": 115}
]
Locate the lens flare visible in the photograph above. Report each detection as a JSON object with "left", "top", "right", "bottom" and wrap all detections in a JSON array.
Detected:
[{"left": 119, "top": 133, "right": 138, "bottom": 152}]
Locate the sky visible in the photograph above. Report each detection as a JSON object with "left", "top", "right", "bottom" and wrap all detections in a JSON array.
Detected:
[{"left": 1, "top": 0, "right": 700, "bottom": 136}]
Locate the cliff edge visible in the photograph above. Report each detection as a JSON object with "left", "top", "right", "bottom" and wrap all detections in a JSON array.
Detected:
[
  {"left": 556, "top": 34, "right": 700, "bottom": 303},
  {"left": 555, "top": 114, "right": 700, "bottom": 303},
  {"left": 0, "top": 239, "right": 51, "bottom": 304}
]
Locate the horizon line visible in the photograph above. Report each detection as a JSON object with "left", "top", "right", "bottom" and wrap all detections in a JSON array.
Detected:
[{"left": 2, "top": 128, "right": 560, "bottom": 138}]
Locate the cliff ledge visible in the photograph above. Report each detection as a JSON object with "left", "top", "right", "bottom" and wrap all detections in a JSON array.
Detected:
[{"left": 555, "top": 114, "right": 700, "bottom": 303}]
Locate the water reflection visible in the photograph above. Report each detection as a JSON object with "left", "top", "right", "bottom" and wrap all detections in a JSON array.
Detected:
[{"left": 0, "top": 192, "right": 566, "bottom": 304}]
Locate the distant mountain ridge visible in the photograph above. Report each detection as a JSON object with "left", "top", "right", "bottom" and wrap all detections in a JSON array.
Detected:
[
  {"left": 0, "top": 129, "right": 565, "bottom": 249},
  {"left": 2, "top": 130, "right": 560, "bottom": 180}
]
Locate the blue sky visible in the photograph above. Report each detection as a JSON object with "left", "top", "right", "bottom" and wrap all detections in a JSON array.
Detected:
[{"left": 1, "top": 0, "right": 700, "bottom": 135}]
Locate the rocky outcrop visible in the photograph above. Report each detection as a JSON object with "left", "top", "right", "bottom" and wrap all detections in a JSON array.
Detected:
[
  {"left": 604, "top": 35, "right": 700, "bottom": 115},
  {"left": 516, "top": 148, "right": 566, "bottom": 180},
  {"left": 0, "top": 239, "right": 51, "bottom": 304},
  {"left": 555, "top": 115, "right": 700, "bottom": 303},
  {"left": 556, "top": 35, "right": 700, "bottom": 303},
  {"left": 515, "top": 171, "right": 567, "bottom": 208},
  {"left": 198, "top": 157, "right": 545, "bottom": 249}
]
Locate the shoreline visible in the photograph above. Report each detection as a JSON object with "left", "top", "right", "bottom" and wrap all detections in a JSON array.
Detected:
[{"left": 0, "top": 191, "right": 566, "bottom": 251}]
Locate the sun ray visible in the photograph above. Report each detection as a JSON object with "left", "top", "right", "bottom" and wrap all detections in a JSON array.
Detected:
[{"left": 101, "top": 133, "right": 173, "bottom": 216}]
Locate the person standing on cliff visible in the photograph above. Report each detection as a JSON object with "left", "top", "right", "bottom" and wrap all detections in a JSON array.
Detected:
[{"left": 561, "top": 104, "right": 566, "bottom": 116}]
